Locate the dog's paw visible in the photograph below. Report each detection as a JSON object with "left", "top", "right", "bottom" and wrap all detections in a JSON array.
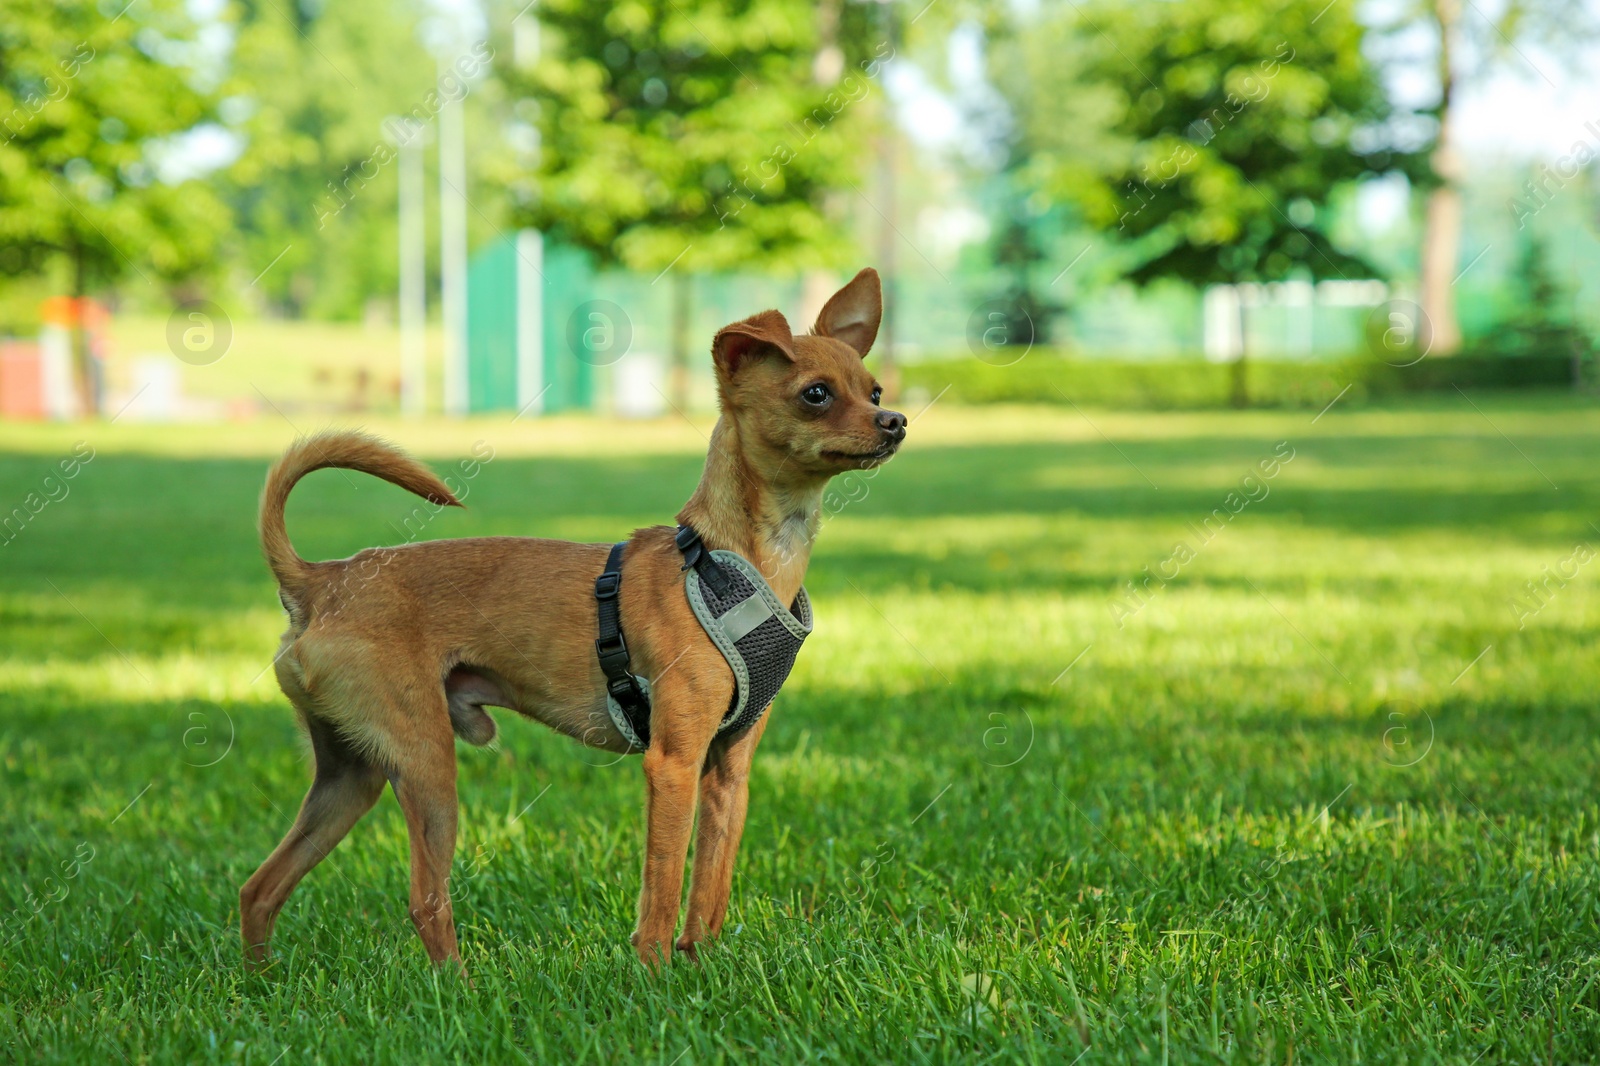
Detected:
[
  {"left": 673, "top": 937, "right": 702, "bottom": 964},
  {"left": 634, "top": 935, "right": 672, "bottom": 969},
  {"left": 443, "top": 957, "right": 474, "bottom": 989}
]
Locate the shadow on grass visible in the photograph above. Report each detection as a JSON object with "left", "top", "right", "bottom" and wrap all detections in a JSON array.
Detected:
[
  {"left": 8, "top": 653, "right": 1597, "bottom": 826},
  {"left": 4, "top": 425, "right": 1599, "bottom": 612}
]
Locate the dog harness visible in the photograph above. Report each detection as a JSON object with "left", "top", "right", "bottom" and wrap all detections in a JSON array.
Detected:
[{"left": 594, "top": 524, "right": 812, "bottom": 751}]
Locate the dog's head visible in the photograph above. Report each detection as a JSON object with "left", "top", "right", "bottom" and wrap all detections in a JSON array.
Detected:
[{"left": 710, "top": 268, "right": 906, "bottom": 478}]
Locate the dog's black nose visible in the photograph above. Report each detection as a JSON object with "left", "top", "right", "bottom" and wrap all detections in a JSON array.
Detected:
[{"left": 876, "top": 410, "right": 907, "bottom": 441}]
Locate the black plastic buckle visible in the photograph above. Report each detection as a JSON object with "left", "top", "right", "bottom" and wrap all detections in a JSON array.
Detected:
[{"left": 594, "top": 572, "right": 621, "bottom": 599}]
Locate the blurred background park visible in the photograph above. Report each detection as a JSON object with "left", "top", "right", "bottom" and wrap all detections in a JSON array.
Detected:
[
  {"left": 8, "top": 1, "right": 1600, "bottom": 1061},
  {"left": 2, "top": 0, "right": 1598, "bottom": 420}
]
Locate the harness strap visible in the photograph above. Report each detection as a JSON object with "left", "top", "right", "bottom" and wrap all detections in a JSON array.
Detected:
[
  {"left": 594, "top": 542, "right": 651, "bottom": 746},
  {"left": 674, "top": 523, "right": 733, "bottom": 597}
]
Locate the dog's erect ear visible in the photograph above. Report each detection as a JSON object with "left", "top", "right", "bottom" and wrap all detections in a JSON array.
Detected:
[
  {"left": 812, "top": 268, "right": 882, "bottom": 357},
  {"left": 712, "top": 309, "right": 795, "bottom": 377}
]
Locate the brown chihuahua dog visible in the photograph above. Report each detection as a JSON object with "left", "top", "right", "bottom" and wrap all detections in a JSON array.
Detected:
[{"left": 241, "top": 268, "right": 905, "bottom": 972}]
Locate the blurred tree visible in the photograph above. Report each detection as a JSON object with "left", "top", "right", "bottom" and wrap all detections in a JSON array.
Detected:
[
  {"left": 979, "top": 174, "right": 1062, "bottom": 349},
  {"left": 995, "top": 0, "right": 1418, "bottom": 402},
  {"left": 220, "top": 0, "right": 447, "bottom": 320},
  {"left": 963, "top": 17, "right": 1066, "bottom": 352},
  {"left": 1384, "top": 0, "right": 1596, "bottom": 355},
  {"left": 0, "top": 0, "right": 228, "bottom": 413},
  {"left": 1471, "top": 230, "right": 1591, "bottom": 369},
  {"left": 497, "top": 0, "right": 884, "bottom": 405}
]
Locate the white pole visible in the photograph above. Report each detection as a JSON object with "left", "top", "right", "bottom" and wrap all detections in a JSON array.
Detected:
[
  {"left": 439, "top": 81, "right": 469, "bottom": 417},
  {"left": 515, "top": 229, "right": 544, "bottom": 416},
  {"left": 399, "top": 131, "right": 426, "bottom": 417}
]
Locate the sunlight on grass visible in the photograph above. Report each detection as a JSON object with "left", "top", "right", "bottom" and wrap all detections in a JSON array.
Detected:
[{"left": 4, "top": 397, "right": 1600, "bottom": 1062}]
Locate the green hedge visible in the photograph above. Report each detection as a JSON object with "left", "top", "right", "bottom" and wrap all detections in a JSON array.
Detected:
[{"left": 900, "top": 351, "right": 1578, "bottom": 409}]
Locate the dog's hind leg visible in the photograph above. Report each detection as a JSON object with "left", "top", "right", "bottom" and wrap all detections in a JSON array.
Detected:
[
  {"left": 240, "top": 716, "right": 385, "bottom": 966},
  {"left": 387, "top": 716, "right": 465, "bottom": 975},
  {"left": 677, "top": 713, "right": 769, "bottom": 958}
]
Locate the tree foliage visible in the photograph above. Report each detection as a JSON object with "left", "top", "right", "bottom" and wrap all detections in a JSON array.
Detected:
[
  {"left": 219, "top": 0, "right": 446, "bottom": 317},
  {"left": 501, "top": 0, "right": 886, "bottom": 273},
  {"left": 997, "top": 0, "right": 1420, "bottom": 286},
  {"left": 1469, "top": 230, "right": 1591, "bottom": 361},
  {"left": 0, "top": 0, "right": 228, "bottom": 290}
]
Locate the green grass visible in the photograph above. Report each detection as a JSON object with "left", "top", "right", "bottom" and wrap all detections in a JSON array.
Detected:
[
  {"left": 3, "top": 397, "right": 1600, "bottom": 1063},
  {"left": 101, "top": 314, "right": 444, "bottom": 409}
]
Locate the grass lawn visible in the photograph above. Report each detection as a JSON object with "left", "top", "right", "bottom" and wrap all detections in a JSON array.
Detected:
[
  {"left": 3, "top": 395, "right": 1599, "bottom": 1063},
  {"left": 101, "top": 315, "right": 444, "bottom": 415}
]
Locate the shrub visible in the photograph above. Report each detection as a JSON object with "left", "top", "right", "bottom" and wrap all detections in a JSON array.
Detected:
[{"left": 900, "top": 351, "right": 1576, "bottom": 409}]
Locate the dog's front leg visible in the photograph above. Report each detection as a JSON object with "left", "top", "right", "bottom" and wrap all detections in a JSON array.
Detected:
[
  {"left": 677, "top": 713, "right": 768, "bottom": 958},
  {"left": 632, "top": 676, "right": 725, "bottom": 968}
]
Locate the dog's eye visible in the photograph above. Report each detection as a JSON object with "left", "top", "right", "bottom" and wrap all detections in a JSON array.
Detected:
[
  {"left": 801, "top": 383, "right": 832, "bottom": 406},
  {"left": 870, "top": 386, "right": 883, "bottom": 405}
]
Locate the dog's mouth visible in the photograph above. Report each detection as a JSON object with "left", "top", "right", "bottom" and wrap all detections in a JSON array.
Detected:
[{"left": 822, "top": 444, "right": 898, "bottom": 466}]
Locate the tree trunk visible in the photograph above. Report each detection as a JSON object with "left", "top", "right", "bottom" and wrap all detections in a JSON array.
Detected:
[
  {"left": 670, "top": 270, "right": 692, "bottom": 412},
  {"left": 873, "top": 2, "right": 901, "bottom": 401},
  {"left": 70, "top": 243, "right": 97, "bottom": 419},
  {"left": 812, "top": 0, "right": 843, "bottom": 86},
  {"left": 1418, "top": 0, "right": 1463, "bottom": 355}
]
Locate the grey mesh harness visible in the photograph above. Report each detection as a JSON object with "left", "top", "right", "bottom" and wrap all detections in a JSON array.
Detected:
[{"left": 594, "top": 524, "right": 812, "bottom": 752}]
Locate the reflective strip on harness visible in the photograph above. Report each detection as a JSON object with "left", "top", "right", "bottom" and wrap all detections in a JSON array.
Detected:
[{"left": 716, "top": 592, "right": 774, "bottom": 644}]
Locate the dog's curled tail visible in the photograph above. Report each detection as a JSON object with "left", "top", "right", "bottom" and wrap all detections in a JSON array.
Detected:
[{"left": 260, "top": 430, "right": 462, "bottom": 595}]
